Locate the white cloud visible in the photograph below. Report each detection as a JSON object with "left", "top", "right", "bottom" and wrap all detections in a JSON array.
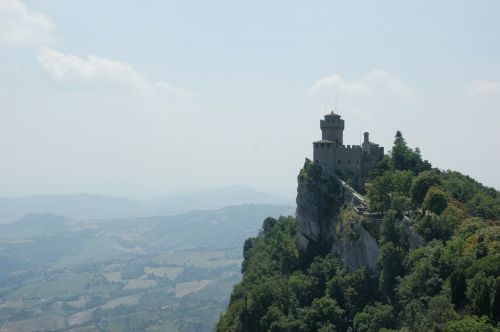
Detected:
[
  {"left": 467, "top": 80, "right": 500, "bottom": 98},
  {"left": 307, "top": 70, "right": 414, "bottom": 99},
  {"left": 38, "top": 47, "right": 193, "bottom": 97},
  {"left": 0, "top": 0, "right": 55, "bottom": 47},
  {"left": 306, "top": 70, "right": 417, "bottom": 123}
]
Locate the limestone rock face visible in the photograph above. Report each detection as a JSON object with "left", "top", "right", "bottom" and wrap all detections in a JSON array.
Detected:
[
  {"left": 296, "top": 159, "right": 343, "bottom": 254},
  {"left": 331, "top": 223, "right": 380, "bottom": 273},
  {"left": 296, "top": 159, "right": 381, "bottom": 273}
]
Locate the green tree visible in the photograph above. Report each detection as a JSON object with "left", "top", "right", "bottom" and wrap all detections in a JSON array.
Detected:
[
  {"left": 261, "top": 304, "right": 304, "bottom": 332},
  {"left": 400, "top": 299, "right": 425, "bottom": 331},
  {"left": 411, "top": 170, "right": 441, "bottom": 206},
  {"left": 302, "top": 296, "right": 344, "bottom": 332},
  {"left": 307, "top": 254, "right": 342, "bottom": 287},
  {"left": 467, "top": 272, "right": 494, "bottom": 317},
  {"left": 366, "top": 170, "right": 414, "bottom": 213},
  {"left": 380, "top": 210, "right": 400, "bottom": 245},
  {"left": 288, "top": 271, "right": 317, "bottom": 307},
  {"left": 457, "top": 217, "right": 483, "bottom": 238},
  {"left": 270, "top": 228, "right": 299, "bottom": 275},
  {"left": 378, "top": 242, "right": 403, "bottom": 300},
  {"left": 391, "top": 193, "right": 411, "bottom": 218},
  {"left": 441, "top": 170, "right": 500, "bottom": 219},
  {"left": 424, "top": 295, "right": 459, "bottom": 331},
  {"left": 434, "top": 205, "right": 464, "bottom": 240},
  {"left": 392, "top": 131, "right": 410, "bottom": 171},
  {"left": 366, "top": 172, "right": 394, "bottom": 213},
  {"left": 326, "top": 268, "right": 374, "bottom": 320},
  {"left": 391, "top": 131, "right": 431, "bottom": 174},
  {"left": 396, "top": 243, "right": 445, "bottom": 305},
  {"left": 443, "top": 315, "right": 499, "bottom": 332},
  {"left": 423, "top": 187, "right": 448, "bottom": 214},
  {"left": 242, "top": 237, "right": 256, "bottom": 273},
  {"left": 247, "top": 276, "right": 289, "bottom": 331},
  {"left": 416, "top": 205, "right": 463, "bottom": 242},
  {"left": 369, "top": 155, "right": 394, "bottom": 179},
  {"left": 450, "top": 268, "right": 467, "bottom": 308},
  {"left": 492, "top": 278, "right": 500, "bottom": 323},
  {"left": 353, "top": 303, "right": 396, "bottom": 332}
]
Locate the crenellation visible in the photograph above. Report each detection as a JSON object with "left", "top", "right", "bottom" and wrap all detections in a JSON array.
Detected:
[{"left": 312, "top": 112, "right": 384, "bottom": 191}]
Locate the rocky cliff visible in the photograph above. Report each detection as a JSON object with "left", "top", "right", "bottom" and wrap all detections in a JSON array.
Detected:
[{"left": 296, "top": 159, "right": 380, "bottom": 273}]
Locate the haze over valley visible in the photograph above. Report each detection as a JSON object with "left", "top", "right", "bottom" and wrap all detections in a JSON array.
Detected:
[
  {"left": 1, "top": 1, "right": 500, "bottom": 331},
  {"left": 0, "top": 187, "right": 293, "bottom": 331}
]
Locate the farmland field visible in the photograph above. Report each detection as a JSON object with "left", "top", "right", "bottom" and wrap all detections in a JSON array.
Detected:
[{"left": 0, "top": 204, "right": 293, "bottom": 331}]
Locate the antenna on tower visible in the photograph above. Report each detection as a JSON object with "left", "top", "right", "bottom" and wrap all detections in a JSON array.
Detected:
[{"left": 336, "top": 96, "right": 339, "bottom": 114}]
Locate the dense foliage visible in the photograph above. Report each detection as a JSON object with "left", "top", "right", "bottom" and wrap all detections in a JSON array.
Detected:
[
  {"left": 217, "top": 132, "right": 500, "bottom": 331},
  {"left": 367, "top": 132, "right": 500, "bottom": 220}
]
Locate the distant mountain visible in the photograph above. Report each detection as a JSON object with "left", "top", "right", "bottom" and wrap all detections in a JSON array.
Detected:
[
  {"left": 0, "top": 186, "right": 293, "bottom": 223},
  {"left": 0, "top": 204, "right": 294, "bottom": 275},
  {"left": 0, "top": 213, "right": 72, "bottom": 239},
  {"left": 134, "top": 185, "right": 293, "bottom": 217},
  {"left": 0, "top": 194, "right": 135, "bottom": 223}
]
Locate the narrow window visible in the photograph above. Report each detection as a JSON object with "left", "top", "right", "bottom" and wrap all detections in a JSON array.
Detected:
[
  {"left": 338, "top": 160, "right": 341, "bottom": 164},
  {"left": 347, "top": 160, "right": 351, "bottom": 165}
]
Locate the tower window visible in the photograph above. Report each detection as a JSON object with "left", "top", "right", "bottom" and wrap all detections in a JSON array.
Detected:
[
  {"left": 357, "top": 160, "right": 359, "bottom": 164},
  {"left": 338, "top": 160, "right": 341, "bottom": 164},
  {"left": 347, "top": 160, "right": 351, "bottom": 164}
]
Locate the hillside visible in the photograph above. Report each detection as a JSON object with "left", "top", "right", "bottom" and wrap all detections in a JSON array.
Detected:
[
  {"left": 217, "top": 132, "right": 500, "bottom": 332},
  {"left": 0, "top": 204, "right": 293, "bottom": 331},
  {"left": 0, "top": 186, "right": 292, "bottom": 223}
]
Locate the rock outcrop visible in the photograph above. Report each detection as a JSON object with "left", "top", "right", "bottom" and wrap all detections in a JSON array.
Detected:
[
  {"left": 296, "top": 159, "right": 381, "bottom": 273},
  {"left": 331, "top": 222, "right": 380, "bottom": 273}
]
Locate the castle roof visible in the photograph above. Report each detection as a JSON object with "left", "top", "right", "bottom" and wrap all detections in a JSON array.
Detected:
[{"left": 324, "top": 112, "right": 341, "bottom": 118}]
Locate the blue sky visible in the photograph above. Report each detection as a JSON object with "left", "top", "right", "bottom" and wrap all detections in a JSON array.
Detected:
[{"left": 1, "top": 0, "right": 499, "bottom": 198}]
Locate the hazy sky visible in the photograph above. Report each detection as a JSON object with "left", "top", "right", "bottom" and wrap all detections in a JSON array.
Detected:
[{"left": 1, "top": 0, "right": 499, "bottom": 199}]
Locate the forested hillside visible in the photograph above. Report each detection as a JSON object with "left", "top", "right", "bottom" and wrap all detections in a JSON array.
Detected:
[{"left": 217, "top": 132, "right": 500, "bottom": 332}]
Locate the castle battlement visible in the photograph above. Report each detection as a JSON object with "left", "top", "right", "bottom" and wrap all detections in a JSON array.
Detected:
[
  {"left": 313, "top": 113, "right": 384, "bottom": 191},
  {"left": 340, "top": 145, "right": 362, "bottom": 151}
]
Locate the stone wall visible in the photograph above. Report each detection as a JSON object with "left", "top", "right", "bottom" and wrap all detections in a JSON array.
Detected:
[{"left": 313, "top": 143, "right": 383, "bottom": 189}]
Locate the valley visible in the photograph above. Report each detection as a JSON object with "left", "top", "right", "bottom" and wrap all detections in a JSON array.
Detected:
[{"left": 0, "top": 204, "right": 293, "bottom": 331}]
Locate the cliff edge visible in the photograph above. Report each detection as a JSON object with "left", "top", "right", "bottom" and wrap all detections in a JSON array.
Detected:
[{"left": 296, "top": 159, "right": 380, "bottom": 272}]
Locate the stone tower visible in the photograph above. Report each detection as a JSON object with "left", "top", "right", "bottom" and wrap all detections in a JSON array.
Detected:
[
  {"left": 320, "top": 112, "right": 344, "bottom": 145},
  {"left": 313, "top": 113, "right": 384, "bottom": 191}
]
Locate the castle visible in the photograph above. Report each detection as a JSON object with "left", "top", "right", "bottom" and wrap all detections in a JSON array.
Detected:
[{"left": 313, "top": 112, "right": 384, "bottom": 191}]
